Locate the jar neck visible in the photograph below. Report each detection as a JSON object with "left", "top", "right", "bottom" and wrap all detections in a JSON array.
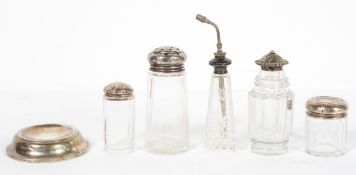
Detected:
[
  {"left": 150, "top": 70, "right": 185, "bottom": 77},
  {"left": 254, "top": 70, "right": 289, "bottom": 89},
  {"left": 212, "top": 72, "right": 230, "bottom": 78}
]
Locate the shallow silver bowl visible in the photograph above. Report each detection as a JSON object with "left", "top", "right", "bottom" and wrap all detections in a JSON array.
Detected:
[{"left": 6, "top": 124, "right": 89, "bottom": 163}]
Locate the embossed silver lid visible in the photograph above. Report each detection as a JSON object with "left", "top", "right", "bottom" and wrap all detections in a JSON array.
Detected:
[
  {"left": 148, "top": 46, "right": 187, "bottom": 73},
  {"left": 256, "top": 50, "right": 288, "bottom": 71},
  {"left": 104, "top": 82, "right": 134, "bottom": 100},
  {"left": 306, "top": 96, "right": 348, "bottom": 119}
]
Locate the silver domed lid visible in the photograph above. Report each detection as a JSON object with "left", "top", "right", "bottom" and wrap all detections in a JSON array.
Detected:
[
  {"left": 148, "top": 46, "right": 187, "bottom": 73},
  {"left": 306, "top": 96, "right": 348, "bottom": 119},
  {"left": 104, "top": 82, "right": 134, "bottom": 99},
  {"left": 255, "top": 50, "right": 288, "bottom": 71}
]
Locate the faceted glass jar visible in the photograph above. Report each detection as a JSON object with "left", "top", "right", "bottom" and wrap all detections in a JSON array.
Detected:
[
  {"left": 103, "top": 83, "right": 135, "bottom": 153},
  {"left": 305, "top": 96, "right": 348, "bottom": 157},
  {"left": 248, "top": 70, "right": 294, "bottom": 155},
  {"left": 145, "top": 71, "right": 189, "bottom": 154},
  {"left": 305, "top": 116, "right": 347, "bottom": 156},
  {"left": 206, "top": 73, "right": 236, "bottom": 151}
]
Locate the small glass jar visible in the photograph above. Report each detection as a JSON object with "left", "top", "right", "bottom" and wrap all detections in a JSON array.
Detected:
[
  {"left": 305, "top": 96, "right": 348, "bottom": 157},
  {"left": 103, "top": 82, "right": 135, "bottom": 153},
  {"left": 248, "top": 50, "right": 294, "bottom": 155},
  {"left": 145, "top": 46, "right": 189, "bottom": 154}
]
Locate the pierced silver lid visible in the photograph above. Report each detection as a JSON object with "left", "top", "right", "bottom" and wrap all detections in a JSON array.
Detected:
[
  {"left": 306, "top": 96, "right": 348, "bottom": 119},
  {"left": 256, "top": 50, "right": 288, "bottom": 71},
  {"left": 104, "top": 82, "right": 134, "bottom": 100},
  {"left": 148, "top": 46, "right": 187, "bottom": 73}
]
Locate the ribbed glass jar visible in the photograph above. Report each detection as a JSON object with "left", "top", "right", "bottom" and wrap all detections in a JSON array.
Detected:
[
  {"left": 145, "top": 71, "right": 189, "bottom": 154},
  {"left": 206, "top": 73, "right": 236, "bottom": 151},
  {"left": 305, "top": 96, "right": 348, "bottom": 157},
  {"left": 145, "top": 46, "right": 189, "bottom": 154},
  {"left": 248, "top": 70, "right": 294, "bottom": 155},
  {"left": 103, "top": 82, "right": 135, "bottom": 153}
]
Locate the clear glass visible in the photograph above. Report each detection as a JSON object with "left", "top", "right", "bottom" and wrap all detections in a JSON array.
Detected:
[
  {"left": 103, "top": 96, "right": 135, "bottom": 153},
  {"left": 145, "top": 71, "right": 189, "bottom": 154},
  {"left": 248, "top": 70, "right": 294, "bottom": 155},
  {"left": 305, "top": 116, "right": 347, "bottom": 156},
  {"left": 206, "top": 73, "right": 236, "bottom": 151}
]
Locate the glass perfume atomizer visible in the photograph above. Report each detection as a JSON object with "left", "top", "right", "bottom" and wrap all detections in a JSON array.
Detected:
[
  {"left": 196, "top": 14, "right": 237, "bottom": 151},
  {"left": 145, "top": 46, "right": 190, "bottom": 154},
  {"left": 248, "top": 51, "right": 294, "bottom": 155}
]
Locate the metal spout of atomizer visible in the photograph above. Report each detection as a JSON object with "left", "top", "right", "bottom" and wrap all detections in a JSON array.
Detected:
[{"left": 196, "top": 14, "right": 231, "bottom": 74}]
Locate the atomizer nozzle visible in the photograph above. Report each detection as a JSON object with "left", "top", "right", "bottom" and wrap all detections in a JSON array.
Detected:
[{"left": 195, "top": 14, "right": 224, "bottom": 55}]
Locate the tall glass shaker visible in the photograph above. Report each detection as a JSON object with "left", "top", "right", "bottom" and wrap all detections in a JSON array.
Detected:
[
  {"left": 103, "top": 82, "right": 135, "bottom": 153},
  {"left": 145, "top": 46, "right": 189, "bottom": 154},
  {"left": 248, "top": 50, "right": 294, "bottom": 155},
  {"left": 196, "top": 14, "right": 237, "bottom": 151}
]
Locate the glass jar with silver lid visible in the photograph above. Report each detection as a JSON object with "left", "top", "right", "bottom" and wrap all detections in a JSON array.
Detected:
[
  {"left": 103, "top": 82, "right": 135, "bottom": 153},
  {"left": 145, "top": 46, "right": 189, "bottom": 154},
  {"left": 248, "top": 50, "right": 294, "bottom": 155},
  {"left": 305, "top": 96, "right": 348, "bottom": 157}
]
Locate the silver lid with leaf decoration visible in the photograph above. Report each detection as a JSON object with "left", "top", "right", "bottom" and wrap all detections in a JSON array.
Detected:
[
  {"left": 104, "top": 82, "right": 134, "bottom": 100},
  {"left": 306, "top": 96, "right": 348, "bottom": 119},
  {"left": 148, "top": 46, "right": 187, "bottom": 73},
  {"left": 255, "top": 50, "right": 288, "bottom": 71}
]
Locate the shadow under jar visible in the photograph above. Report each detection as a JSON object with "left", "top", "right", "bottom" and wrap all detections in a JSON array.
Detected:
[
  {"left": 305, "top": 96, "right": 348, "bottom": 157},
  {"left": 248, "top": 50, "right": 294, "bottom": 155},
  {"left": 145, "top": 46, "right": 189, "bottom": 154}
]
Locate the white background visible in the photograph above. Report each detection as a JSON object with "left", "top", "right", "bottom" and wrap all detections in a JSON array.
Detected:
[
  {"left": 0, "top": 0, "right": 356, "bottom": 175},
  {"left": 1, "top": 0, "right": 356, "bottom": 91}
]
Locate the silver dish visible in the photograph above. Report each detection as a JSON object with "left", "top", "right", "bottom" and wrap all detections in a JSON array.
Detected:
[{"left": 6, "top": 124, "right": 89, "bottom": 163}]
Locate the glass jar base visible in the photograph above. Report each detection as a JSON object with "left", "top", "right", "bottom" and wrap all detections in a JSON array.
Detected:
[
  {"left": 205, "top": 145, "right": 236, "bottom": 152},
  {"left": 306, "top": 150, "right": 345, "bottom": 157},
  {"left": 306, "top": 144, "right": 346, "bottom": 157},
  {"left": 145, "top": 138, "right": 189, "bottom": 155},
  {"left": 206, "top": 138, "right": 237, "bottom": 152},
  {"left": 145, "top": 146, "right": 188, "bottom": 155},
  {"left": 251, "top": 140, "right": 288, "bottom": 155},
  {"left": 105, "top": 146, "right": 134, "bottom": 154}
]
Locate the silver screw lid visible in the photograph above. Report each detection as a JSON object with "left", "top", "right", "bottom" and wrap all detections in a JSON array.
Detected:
[
  {"left": 306, "top": 96, "right": 348, "bottom": 119},
  {"left": 148, "top": 46, "right": 187, "bottom": 73},
  {"left": 104, "top": 82, "right": 134, "bottom": 99},
  {"left": 255, "top": 50, "right": 288, "bottom": 71}
]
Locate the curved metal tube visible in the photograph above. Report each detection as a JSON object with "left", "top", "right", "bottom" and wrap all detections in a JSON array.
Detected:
[{"left": 196, "top": 14, "right": 223, "bottom": 54}]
